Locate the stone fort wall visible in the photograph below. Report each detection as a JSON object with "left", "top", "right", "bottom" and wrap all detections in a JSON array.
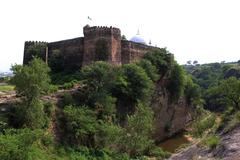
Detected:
[{"left": 23, "top": 26, "right": 159, "bottom": 71}]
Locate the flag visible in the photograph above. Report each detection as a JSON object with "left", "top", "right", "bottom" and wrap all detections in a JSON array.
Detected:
[{"left": 87, "top": 16, "right": 92, "bottom": 21}]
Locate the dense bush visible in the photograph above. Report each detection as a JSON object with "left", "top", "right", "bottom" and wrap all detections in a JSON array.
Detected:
[
  {"left": 184, "top": 75, "right": 202, "bottom": 105},
  {"left": 167, "top": 63, "right": 185, "bottom": 102},
  {"left": 136, "top": 59, "right": 159, "bottom": 82},
  {"left": 120, "top": 103, "right": 154, "bottom": 156},
  {"left": 62, "top": 105, "right": 98, "bottom": 147},
  {"left": 10, "top": 58, "right": 51, "bottom": 129},
  {"left": 10, "top": 58, "right": 50, "bottom": 101},
  {"left": 143, "top": 49, "right": 172, "bottom": 77},
  {"left": 202, "top": 135, "right": 220, "bottom": 149},
  {"left": 0, "top": 129, "right": 46, "bottom": 160},
  {"left": 191, "top": 113, "right": 216, "bottom": 137},
  {"left": 113, "top": 64, "right": 153, "bottom": 105}
]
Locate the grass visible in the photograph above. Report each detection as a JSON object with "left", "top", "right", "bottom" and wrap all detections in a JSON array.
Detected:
[
  {"left": 0, "top": 85, "right": 14, "bottom": 92},
  {"left": 201, "top": 135, "right": 220, "bottom": 149},
  {"left": 223, "top": 111, "right": 240, "bottom": 133},
  {"left": 191, "top": 113, "right": 216, "bottom": 137}
]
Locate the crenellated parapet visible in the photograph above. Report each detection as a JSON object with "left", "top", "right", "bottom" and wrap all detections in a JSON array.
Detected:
[
  {"left": 23, "top": 25, "right": 164, "bottom": 71},
  {"left": 83, "top": 25, "right": 122, "bottom": 66},
  {"left": 24, "top": 41, "right": 48, "bottom": 47},
  {"left": 83, "top": 26, "right": 121, "bottom": 38},
  {"left": 23, "top": 41, "right": 48, "bottom": 64}
]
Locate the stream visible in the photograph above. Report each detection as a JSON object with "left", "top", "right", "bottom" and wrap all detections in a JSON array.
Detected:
[{"left": 158, "top": 132, "right": 192, "bottom": 153}]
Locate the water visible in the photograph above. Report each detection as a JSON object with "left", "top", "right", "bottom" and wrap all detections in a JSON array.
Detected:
[{"left": 158, "top": 132, "right": 192, "bottom": 153}]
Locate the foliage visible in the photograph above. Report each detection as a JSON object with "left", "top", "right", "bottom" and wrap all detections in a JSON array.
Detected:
[
  {"left": 218, "top": 77, "right": 240, "bottom": 110},
  {"left": 25, "top": 43, "right": 47, "bottom": 63},
  {"left": 191, "top": 113, "right": 216, "bottom": 137},
  {"left": 202, "top": 135, "right": 220, "bottom": 149},
  {"left": 148, "top": 146, "right": 171, "bottom": 159},
  {"left": 81, "top": 61, "right": 114, "bottom": 92},
  {"left": 205, "top": 77, "right": 240, "bottom": 112},
  {"left": 62, "top": 105, "right": 98, "bottom": 147},
  {"left": 0, "top": 129, "right": 45, "bottom": 160},
  {"left": 167, "top": 63, "right": 185, "bottom": 102},
  {"left": 9, "top": 58, "right": 51, "bottom": 129},
  {"left": 136, "top": 59, "right": 159, "bottom": 82},
  {"left": 184, "top": 61, "right": 240, "bottom": 111},
  {"left": 113, "top": 64, "right": 153, "bottom": 105},
  {"left": 143, "top": 48, "right": 172, "bottom": 77},
  {"left": 222, "top": 111, "right": 240, "bottom": 133},
  {"left": 120, "top": 103, "right": 154, "bottom": 156},
  {"left": 10, "top": 58, "right": 50, "bottom": 101},
  {"left": 63, "top": 80, "right": 78, "bottom": 89},
  {"left": 80, "top": 62, "right": 117, "bottom": 118},
  {"left": 47, "top": 84, "right": 58, "bottom": 94},
  {"left": 51, "top": 71, "right": 81, "bottom": 85},
  {"left": 43, "top": 101, "right": 55, "bottom": 117},
  {"left": 62, "top": 92, "right": 75, "bottom": 106},
  {"left": 184, "top": 75, "right": 202, "bottom": 105}
]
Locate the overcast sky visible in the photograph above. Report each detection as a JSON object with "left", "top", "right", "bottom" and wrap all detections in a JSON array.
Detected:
[{"left": 0, "top": 0, "right": 240, "bottom": 71}]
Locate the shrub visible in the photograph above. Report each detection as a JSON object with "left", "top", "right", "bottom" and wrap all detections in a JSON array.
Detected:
[
  {"left": 136, "top": 59, "right": 159, "bottom": 82},
  {"left": 62, "top": 92, "right": 75, "bottom": 106},
  {"left": 10, "top": 58, "right": 50, "bottom": 101},
  {"left": 191, "top": 113, "right": 216, "bottom": 137},
  {"left": 120, "top": 103, "right": 154, "bottom": 156},
  {"left": 62, "top": 105, "right": 98, "bottom": 147},
  {"left": 223, "top": 111, "right": 240, "bottom": 133},
  {"left": 48, "top": 84, "right": 58, "bottom": 93},
  {"left": 202, "top": 135, "right": 220, "bottom": 149},
  {"left": 0, "top": 129, "right": 44, "bottom": 160},
  {"left": 167, "top": 63, "right": 185, "bottom": 102},
  {"left": 113, "top": 64, "right": 153, "bottom": 105},
  {"left": 63, "top": 80, "right": 78, "bottom": 89},
  {"left": 44, "top": 101, "right": 55, "bottom": 117},
  {"left": 148, "top": 146, "right": 171, "bottom": 159},
  {"left": 143, "top": 49, "right": 172, "bottom": 77}
]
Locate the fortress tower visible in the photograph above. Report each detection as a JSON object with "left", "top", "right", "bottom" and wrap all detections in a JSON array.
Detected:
[
  {"left": 23, "top": 25, "right": 160, "bottom": 72},
  {"left": 83, "top": 25, "right": 121, "bottom": 66}
]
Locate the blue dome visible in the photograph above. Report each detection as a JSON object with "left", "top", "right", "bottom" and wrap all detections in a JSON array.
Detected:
[{"left": 130, "top": 34, "right": 146, "bottom": 45}]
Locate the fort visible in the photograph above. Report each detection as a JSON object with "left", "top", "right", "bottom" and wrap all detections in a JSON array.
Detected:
[{"left": 23, "top": 25, "right": 160, "bottom": 71}]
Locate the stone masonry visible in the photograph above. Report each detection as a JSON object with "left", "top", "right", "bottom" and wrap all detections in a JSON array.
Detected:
[{"left": 23, "top": 25, "right": 159, "bottom": 71}]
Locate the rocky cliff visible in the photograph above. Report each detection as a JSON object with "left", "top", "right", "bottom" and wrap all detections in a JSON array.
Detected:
[{"left": 151, "top": 83, "right": 193, "bottom": 142}]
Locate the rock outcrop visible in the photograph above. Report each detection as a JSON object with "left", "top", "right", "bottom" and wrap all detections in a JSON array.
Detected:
[
  {"left": 151, "top": 84, "right": 193, "bottom": 142},
  {"left": 169, "top": 125, "right": 240, "bottom": 160}
]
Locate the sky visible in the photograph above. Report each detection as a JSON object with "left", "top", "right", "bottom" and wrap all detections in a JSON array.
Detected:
[{"left": 0, "top": 0, "right": 240, "bottom": 72}]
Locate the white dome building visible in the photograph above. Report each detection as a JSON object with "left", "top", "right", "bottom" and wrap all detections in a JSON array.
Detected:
[{"left": 130, "top": 30, "right": 146, "bottom": 45}]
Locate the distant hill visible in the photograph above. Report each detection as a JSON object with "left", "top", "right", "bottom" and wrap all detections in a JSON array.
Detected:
[{"left": 0, "top": 72, "right": 13, "bottom": 78}]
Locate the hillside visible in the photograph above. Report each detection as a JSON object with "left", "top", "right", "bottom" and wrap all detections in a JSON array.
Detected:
[{"left": 0, "top": 48, "right": 201, "bottom": 160}]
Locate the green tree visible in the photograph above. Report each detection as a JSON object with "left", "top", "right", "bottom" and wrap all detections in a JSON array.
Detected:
[
  {"left": 113, "top": 64, "right": 153, "bottom": 105},
  {"left": 143, "top": 49, "right": 172, "bottom": 77},
  {"left": 136, "top": 59, "right": 159, "bottom": 82},
  {"left": 63, "top": 105, "right": 98, "bottom": 147},
  {"left": 184, "top": 75, "right": 202, "bottom": 105},
  {"left": 167, "top": 63, "right": 185, "bottom": 102},
  {"left": 80, "top": 61, "right": 116, "bottom": 119},
  {"left": 10, "top": 58, "right": 51, "bottom": 129},
  {"left": 121, "top": 103, "right": 154, "bottom": 156},
  {"left": 11, "top": 58, "right": 50, "bottom": 101},
  {"left": 218, "top": 77, "right": 240, "bottom": 110}
]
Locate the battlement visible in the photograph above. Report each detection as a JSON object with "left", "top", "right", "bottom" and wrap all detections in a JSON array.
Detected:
[
  {"left": 83, "top": 26, "right": 121, "bottom": 37},
  {"left": 24, "top": 41, "right": 48, "bottom": 47},
  {"left": 23, "top": 25, "right": 162, "bottom": 71}
]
